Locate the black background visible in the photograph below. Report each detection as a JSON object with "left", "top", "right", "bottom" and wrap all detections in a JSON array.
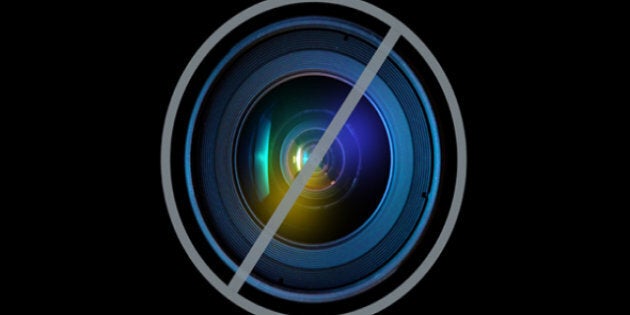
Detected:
[{"left": 21, "top": 0, "right": 617, "bottom": 313}]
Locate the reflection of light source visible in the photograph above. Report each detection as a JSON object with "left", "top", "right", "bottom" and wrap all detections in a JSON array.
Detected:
[
  {"left": 295, "top": 146, "right": 304, "bottom": 171},
  {"left": 254, "top": 119, "right": 271, "bottom": 201}
]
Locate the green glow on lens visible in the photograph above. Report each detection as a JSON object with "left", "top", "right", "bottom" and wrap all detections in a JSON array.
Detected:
[
  {"left": 296, "top": 146, "right": 303, "bottom": 171},
  {"left": 254, "top": 119, "right": 271, "bottom": 200},
  {"left": 302, "top": 150, "right": 309, "bottom": 168}
]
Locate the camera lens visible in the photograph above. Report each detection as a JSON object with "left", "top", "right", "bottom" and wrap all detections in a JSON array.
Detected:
[
  {"left": 235, "top": 74, "right": 391, "bottom": 245},
  {"left": 163, "top": 3, "right": 465, "bottom": 310},
  {"left": 184, "top": 16, "right": 439, "bottom": 302}
]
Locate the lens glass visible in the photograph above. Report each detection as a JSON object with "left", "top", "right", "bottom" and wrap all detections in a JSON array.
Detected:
[{"left": 235, "top": 74, "right": 391, "bottom": 245}]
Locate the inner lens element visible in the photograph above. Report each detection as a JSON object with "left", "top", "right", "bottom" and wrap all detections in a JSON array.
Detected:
[{"left": 235, "top": 75, "right": 391, "bottom": 244}]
